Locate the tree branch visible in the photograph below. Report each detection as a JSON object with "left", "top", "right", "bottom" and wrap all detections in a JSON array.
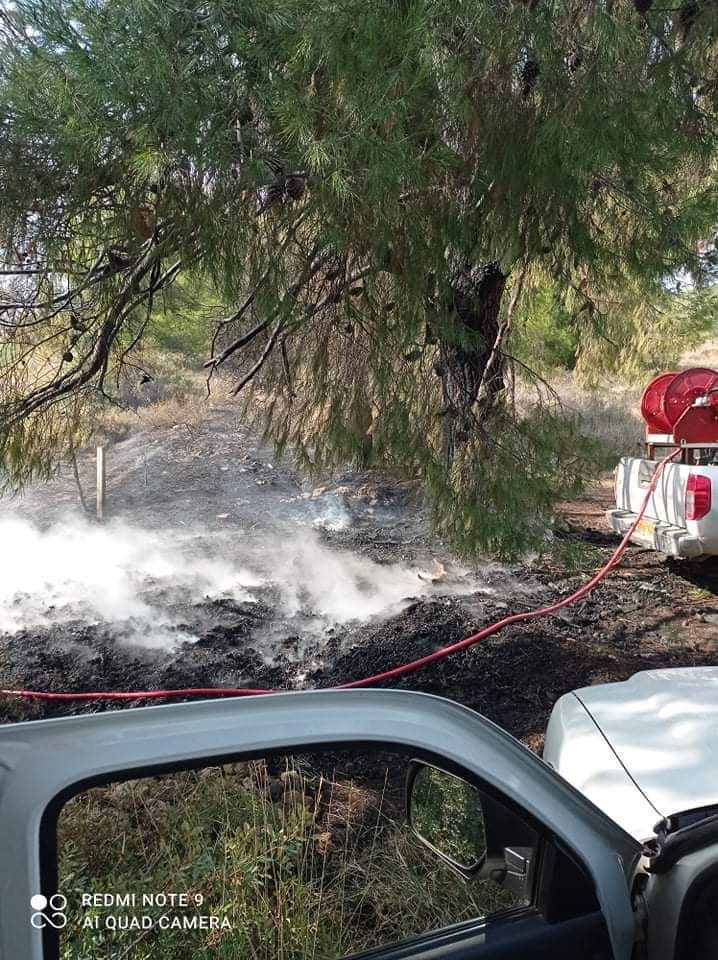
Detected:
[
  {"left": 3, "top": 241, "right": 166, "bottom": 429},
  {"left": 476, "top": 263, "right": 526, "bottom": 408},
  {"left": 230, "top": 316, "right": 285, "bottom": 396},
  {"left": 205, "top": 213, "right": 312, "bottom": 368},
  {"left": 206, "top": 244, "right": 328, "bottom": 374}
]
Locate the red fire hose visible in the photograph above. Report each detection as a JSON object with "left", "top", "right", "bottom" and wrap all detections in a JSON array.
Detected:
[{"left": 0, "top": 450, "right": 679, "bottom": 704}]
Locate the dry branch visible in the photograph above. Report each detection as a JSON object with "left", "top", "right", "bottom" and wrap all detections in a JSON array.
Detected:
[{"left": 2, "top": 240, "right": 169, "bottom": 429}]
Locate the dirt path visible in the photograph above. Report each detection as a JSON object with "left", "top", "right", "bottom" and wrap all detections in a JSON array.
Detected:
[
  {"left": 561, "top": 480, "right": 718, "bottom": 651},
  {"left": 0, "top": 409, "right": 715, "bottom": 750}
]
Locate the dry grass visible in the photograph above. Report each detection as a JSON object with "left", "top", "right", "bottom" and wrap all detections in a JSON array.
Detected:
[
  {"left": 57, "top": 760, "right": 507, "bottom": 960},
  {"left": 550, "top": 372, "right": 644, "bottom": 461},
  {"left": 92, "top": 360, "right": 213, "bottom": 444},
  {"left": 681, "top": 337, "right": 718, "bottom": 369},
  {"left": 94, "top": 393, "right": 209, "bottom": 444}
]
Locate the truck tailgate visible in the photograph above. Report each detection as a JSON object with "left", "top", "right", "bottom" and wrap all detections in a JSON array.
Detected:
[{"left": 608, "top": 457, "right": 718, "bottom": 557}]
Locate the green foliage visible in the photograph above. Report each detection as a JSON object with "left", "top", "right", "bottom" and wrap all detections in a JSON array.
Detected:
[
  {"left": 549, "top": 537, "right": 605, "bottom": 574},
  {"left": 425, "top": 409, "right": 607, "bottom": 558},
  {"left": 3, "top": 0, "right": 718, "bottom": 553},
  {"left": 573, "top": 281, "right": 718, "bottom": 386},
  {"left": 147, "top": 277, "right": 219, "bottom": 359},
  {"left": 514, "top": 281, "right": 579, "bottom": 372}
]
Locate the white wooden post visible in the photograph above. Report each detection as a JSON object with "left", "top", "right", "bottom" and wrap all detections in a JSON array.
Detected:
[{"left": 96, "top": 445, "right": 106, "bottom": 522}]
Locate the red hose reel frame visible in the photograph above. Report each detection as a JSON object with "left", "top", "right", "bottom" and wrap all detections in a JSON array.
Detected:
[{"left": 641, "top": 367, "right": 718, "bottom": 445}]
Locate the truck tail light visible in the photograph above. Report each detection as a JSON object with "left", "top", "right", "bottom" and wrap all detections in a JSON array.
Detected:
[{"left": 686, "top": 473, "right": 712, "bottom": 521}]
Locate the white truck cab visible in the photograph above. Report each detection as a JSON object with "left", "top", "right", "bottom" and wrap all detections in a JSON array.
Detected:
[{"left": 544, "top": 667, "right": 718, "bottom": 842}]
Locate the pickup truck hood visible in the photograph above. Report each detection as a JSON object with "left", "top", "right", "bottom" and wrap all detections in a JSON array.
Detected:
[{"left": 557, "top": 667, "right": 718, "bottom": 840}]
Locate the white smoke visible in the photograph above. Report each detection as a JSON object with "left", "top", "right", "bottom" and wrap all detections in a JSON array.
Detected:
[
  {"left": 0, "top": 518, "right": 261, "bottom": 648},
  {"left": 0, "top": 517, "right": 479, "bottom": 649}
]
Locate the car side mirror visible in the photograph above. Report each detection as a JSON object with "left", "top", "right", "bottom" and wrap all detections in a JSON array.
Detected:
[
  {"left": 406, "top": 760, "right": 536, "bottom": 900},
  {"left": 406, "top": 761, "right": 487, "bottom": 877}
]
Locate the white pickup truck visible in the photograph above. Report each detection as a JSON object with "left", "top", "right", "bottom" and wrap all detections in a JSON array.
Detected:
[{"left": 608, "top": 456, "right": 718, "bottom": 558}]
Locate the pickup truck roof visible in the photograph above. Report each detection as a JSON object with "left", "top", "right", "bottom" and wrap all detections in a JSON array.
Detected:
[{"left": 546, "top": 667, "right": 718, "bottom": 841}]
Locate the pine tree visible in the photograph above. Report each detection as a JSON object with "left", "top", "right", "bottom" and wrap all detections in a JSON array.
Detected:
[{"left": 1, "top": 0, "right": 718, "bottom": 554}]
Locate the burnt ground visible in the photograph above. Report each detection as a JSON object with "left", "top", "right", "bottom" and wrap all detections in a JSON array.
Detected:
[{"left": 0, "top": 404, "right": 716, "bottom": 751}]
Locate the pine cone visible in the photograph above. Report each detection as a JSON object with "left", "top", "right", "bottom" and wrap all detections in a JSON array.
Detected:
[
  {"left": 265, "top": 169, "right": 306, "bottom": 206},
  {"left": 567, "top": 47, "right": 583, "bottom": 74},
  {"left": 129, "top": 205, "right": 156, "bottom": 241},
  {"left": 521, "top": 59, "right": 540, "bottom": 98},
  {"left": 108, "top": 248, "right": 133, "bottom": 271},
  {"left": 265, "top": 179, "right": 285, "bottom": 206},
  {"left": 285, "top": 175, "right": 306, "bottom": 201}
]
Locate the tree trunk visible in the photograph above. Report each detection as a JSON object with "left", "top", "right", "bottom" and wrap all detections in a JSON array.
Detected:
[{"left": 436, "top": 261, "right": 507, "bottom": 468}]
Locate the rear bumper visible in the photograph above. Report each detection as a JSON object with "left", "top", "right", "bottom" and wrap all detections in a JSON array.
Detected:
[{"left": 606, "top": 509, "right": 705, "bottom": 558}]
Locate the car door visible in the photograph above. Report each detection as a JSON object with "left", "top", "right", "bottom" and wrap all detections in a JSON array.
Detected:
[{"left": 0, "top": 689, "right": 642, "bottom": 960}]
